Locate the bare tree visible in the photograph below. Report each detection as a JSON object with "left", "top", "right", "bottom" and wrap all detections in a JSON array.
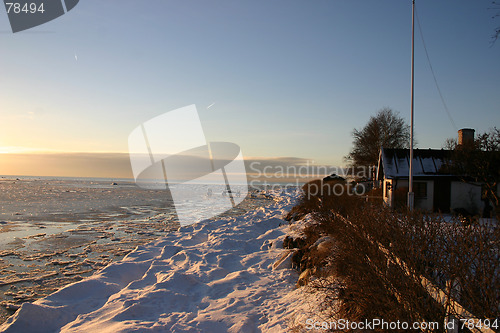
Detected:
[
  {"left": 492, "top": 1, "right": 500, "bottom": 43},
  {"left": 442, "top": 137, "right": 457, "bottom": 150},
  {"left": 345, "top": 108, "right": 411, "bottom": 171}
]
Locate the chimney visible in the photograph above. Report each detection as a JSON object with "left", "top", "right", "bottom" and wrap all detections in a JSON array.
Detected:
[{"left": 458, "top": 128, "right": 475, "bottom": 146}]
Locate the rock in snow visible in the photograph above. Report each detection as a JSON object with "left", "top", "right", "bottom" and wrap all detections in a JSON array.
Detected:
[{"left": 1, "top": 193, "right": 307, "bottom": 332}]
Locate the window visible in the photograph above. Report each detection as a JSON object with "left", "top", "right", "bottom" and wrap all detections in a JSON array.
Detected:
[{"left": 414, "top": 182, "right": 427, "bottom": 199}]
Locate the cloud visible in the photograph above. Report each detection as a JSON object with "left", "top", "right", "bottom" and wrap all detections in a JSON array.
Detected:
[
  {"left": 243, "top": 157, "right": 340, "bottom": 183},
  {"left": 0, "top": 153, "right": 341, "bottom": 183},
  {"left": 0, "top": 152, "right": 133, "bottom": 178}
]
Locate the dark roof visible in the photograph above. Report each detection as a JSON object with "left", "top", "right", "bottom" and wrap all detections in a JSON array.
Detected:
[
  {"left": 377, "top": 148, "right": 453, "bottom": 180},
  {"left": 323, "top": 173, "right": 346, "bottom": 182}
]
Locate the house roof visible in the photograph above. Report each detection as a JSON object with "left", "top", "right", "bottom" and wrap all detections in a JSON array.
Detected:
[
  {"left": 377, "top": 148, "right": 453, "bottom": 180},
  {"left": 323, "top": 173, "right": 346, "bottom": 182}
]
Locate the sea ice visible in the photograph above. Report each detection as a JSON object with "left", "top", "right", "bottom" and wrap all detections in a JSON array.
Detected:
[{"left": 1, "top": 191, "right": 307, "bottom": 332}]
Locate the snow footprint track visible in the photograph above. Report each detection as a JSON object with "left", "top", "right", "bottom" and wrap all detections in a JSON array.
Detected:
[{"left": 176, "top": 231, "right": 210, "bottom": 247}]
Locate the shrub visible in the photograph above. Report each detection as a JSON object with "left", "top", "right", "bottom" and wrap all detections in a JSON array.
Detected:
[{"left": 287, "top": 179, "right": 500, "bottom": 332}]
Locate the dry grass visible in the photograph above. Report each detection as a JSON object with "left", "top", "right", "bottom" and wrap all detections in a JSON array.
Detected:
[
  {"left": 286, "top": 180, "right": 500, "bottom": 332},
  {"left": 365, "top": 186, "right": 383, "bottom": 204}
]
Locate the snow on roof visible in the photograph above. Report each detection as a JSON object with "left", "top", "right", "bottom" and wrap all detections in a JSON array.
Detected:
[{"left": 378, "top": 148, "right": 453, "bottom": 179}]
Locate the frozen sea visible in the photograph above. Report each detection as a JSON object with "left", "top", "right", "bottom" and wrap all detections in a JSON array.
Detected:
[{"left": 0, "top": 176, "right": 288, "bottom": 325}]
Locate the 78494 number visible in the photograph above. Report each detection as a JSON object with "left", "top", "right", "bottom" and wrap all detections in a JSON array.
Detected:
[
  {"left": 5, "top": 2, "right": 45, "bottom": 14},
  {"left": 460, "top": 318, "right": 499, "bottom": 331}
]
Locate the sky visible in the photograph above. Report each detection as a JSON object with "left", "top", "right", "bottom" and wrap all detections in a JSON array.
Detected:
[{"left": 1, "top": 0, "right": 499, "bottom": 178}]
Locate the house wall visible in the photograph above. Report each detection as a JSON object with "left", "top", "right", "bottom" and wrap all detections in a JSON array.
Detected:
[
  {"left": 383, "top": 179, "right": 393, "bottom": 207},
  {"left": 394, "top": 179, "right": 434, "bottom": 211},
  {"left": 450, "top": 181, "right": 482, "bottom": 215},
  {"left": 382, "top": 177, "right": 490, "bottom": 214},
  {"left": 417, "top": 180, "right": 434, "bottom": 211}
]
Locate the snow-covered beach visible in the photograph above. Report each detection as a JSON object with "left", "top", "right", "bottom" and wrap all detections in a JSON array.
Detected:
[{"left": 1, "top": 189, "right": 306, "bottom": 332}]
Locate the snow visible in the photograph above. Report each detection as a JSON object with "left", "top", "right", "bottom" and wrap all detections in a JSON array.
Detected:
[
  {"left": 1, "top": 192, "right": 307, "bottom": 332},
  {"left": 380, "top": 148, "right": 451, "bottom": 178},
  {"left": 419, "top": 157, "right": 436, "bottom": 173}
]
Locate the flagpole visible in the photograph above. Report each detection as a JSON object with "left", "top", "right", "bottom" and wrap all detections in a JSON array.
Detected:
[{"left": 408, "top": 0, "right": 415, "bottom": 210}]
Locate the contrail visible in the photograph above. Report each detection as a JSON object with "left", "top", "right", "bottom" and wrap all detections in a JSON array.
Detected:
[{"left": 207, "top": 103, "right": 215, "bottom": 109}]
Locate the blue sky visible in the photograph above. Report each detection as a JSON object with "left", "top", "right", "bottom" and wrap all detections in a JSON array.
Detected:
[{"left": 1, "top": 0, "right": 499, "bottom": 177}]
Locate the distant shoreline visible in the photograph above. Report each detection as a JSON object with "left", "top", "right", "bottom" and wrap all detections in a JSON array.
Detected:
[{"left": 0, "top": 175, "right": 309, "bottom": 187}]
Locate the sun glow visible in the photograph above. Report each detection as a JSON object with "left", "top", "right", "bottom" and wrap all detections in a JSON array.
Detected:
[{"left": 0, "top": 146, "right": 40, "bottom": 154}]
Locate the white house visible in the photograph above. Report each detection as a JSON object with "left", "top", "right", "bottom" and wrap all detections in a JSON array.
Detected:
[{"left": 376, "top": 129, "right": 499, "bottom": 215}]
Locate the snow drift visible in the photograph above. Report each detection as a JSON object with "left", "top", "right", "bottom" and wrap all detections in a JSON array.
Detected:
[{"left": 1, "top": 193, "right": 303, "bottom": 332}]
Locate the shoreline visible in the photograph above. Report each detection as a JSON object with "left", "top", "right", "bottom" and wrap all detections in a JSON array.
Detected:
[
  {"left": 1, "top": 192, "right": 303, "bottom": 332},
  {"left": 0, "top": 178, "right": 285, "bottom": 328}
]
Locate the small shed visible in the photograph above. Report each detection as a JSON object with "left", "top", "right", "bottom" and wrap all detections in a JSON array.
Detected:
[{"left": 376, "top": 148, "right": 484, "bottom": 214}]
